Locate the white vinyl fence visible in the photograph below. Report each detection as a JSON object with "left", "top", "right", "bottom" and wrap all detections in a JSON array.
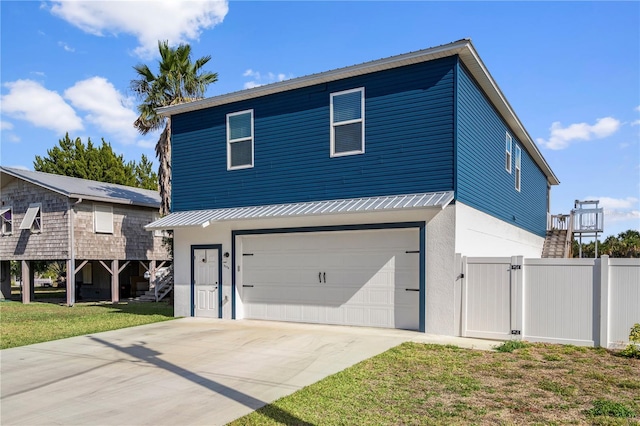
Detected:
[{"left": 461, "top": 255, "right": 640, "bottom": 348}]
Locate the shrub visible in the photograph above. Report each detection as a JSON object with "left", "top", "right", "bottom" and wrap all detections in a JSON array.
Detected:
[
  {"left": 586, "top": 399, "right": 636, "bottom": 418},
  {"left": 620, "top": 323, "right": 640, "bottom": 359},
  {"left": 494, "top": 340, "right": 529, "bottom": 353}
]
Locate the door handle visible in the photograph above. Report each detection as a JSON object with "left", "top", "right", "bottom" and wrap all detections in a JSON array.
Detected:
[
  {"left": 405, "top": 288, "right": 419, "bottom": 292},
  {"left": 323, "top": 272, "right": 326, "bottom": 283},
  {"left": 242, "top": 285, "right": 254, "bottom": 288},
  {"left": 319, "top": 272, "right": 322, "bottom": 283}
]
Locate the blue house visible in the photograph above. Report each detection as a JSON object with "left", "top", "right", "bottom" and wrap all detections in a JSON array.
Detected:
[{"left": 147, "top": 39, "right": 559, "bottom": 335}]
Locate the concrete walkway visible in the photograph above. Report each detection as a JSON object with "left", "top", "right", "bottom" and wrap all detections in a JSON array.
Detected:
[{"left": 1, "top": 318, "right": 498, "bottom": 425}]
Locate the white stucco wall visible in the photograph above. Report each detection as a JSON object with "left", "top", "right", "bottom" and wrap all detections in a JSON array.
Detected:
[
  {"left": 454, "top": 202, "right": 545, "bottom": 258},
  {"left": 172, "top": 208, "right": 454, "bottom": 330},
  {"left": 425, "top": 204, "right": 457, "bottom": 335}
]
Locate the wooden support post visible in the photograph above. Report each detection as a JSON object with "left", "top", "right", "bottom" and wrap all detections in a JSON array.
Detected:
[
  {"left": 21, "top": 260, "right": 33, "bottom": 304},
  {"left": 148, "top": 260, "right": 156, "bottom": 290},
  {"left": 111, "top": 260, "right": 119, "bottom": 303},
  {"left": 118, "top": 261, "right": 130, "bottom": 274},
  {"left": 66, "top": 259, "right": 76, "bottom": 306}
]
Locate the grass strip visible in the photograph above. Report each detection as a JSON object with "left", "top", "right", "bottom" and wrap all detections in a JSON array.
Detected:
[
  {"left": 231, "top": 342, "right": 640, "bottom": 425},
  {"left": 0, "top": 301, "right": 175, "bottom": 349}
]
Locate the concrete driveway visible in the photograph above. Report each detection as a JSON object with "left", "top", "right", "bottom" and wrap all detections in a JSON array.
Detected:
[{"left": 1, "top": 318, "right": 496, "bottom": 426}]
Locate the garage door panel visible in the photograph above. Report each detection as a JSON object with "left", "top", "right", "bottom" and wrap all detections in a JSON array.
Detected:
[{"left": 240, "top": 229, "right": 420, "bottom": 330}]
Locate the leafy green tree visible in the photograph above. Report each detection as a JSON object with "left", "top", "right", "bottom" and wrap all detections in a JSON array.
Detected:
[
  {"left": 131, "top": 40, "right": 218, "bottom": 215},
  {"left": 34, "top": 134, "right": 158, "bottom": 190},
  {"left": 135, "top": 154, "right": 158, "bottom": 190},
  {"left": 573, "top": 229, "right": 640, "bottom": 258}
]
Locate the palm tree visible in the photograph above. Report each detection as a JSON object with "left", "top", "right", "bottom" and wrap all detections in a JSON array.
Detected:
[{"left": 131, "top": 40, "right": 218, "bottom": 215}]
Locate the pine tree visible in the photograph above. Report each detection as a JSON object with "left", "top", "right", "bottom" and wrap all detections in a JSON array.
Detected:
[{"left": 34, "top": 134, "right": 158, "bottom": 190}]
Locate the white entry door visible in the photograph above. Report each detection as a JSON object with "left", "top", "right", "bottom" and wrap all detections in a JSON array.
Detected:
[
  {"left": 194, "top": 248, "right": 219, "bottom": 318},
  {"left": 240, "top": 228, "right": 420, "bottom": 330}
]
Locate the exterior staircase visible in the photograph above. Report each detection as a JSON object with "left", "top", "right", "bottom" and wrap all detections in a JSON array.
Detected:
[
  {"left": 542, "top": 214, "right": 573, "bottom": 258},
  {"left": 138, "top": 267, "right": 174, "bottom": 302},
  {"left": 542, "top": 229, "right": 570, "bottom": 258}
]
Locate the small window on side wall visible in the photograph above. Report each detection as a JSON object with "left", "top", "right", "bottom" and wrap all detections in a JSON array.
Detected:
[
  {"left": 331, "top": 88, "right": 365, "bottom": 157},
  {"left": 515, "top": 145, "right": 522, "bottom": 192},
  {"left": 1, "top": 207, "right": 12, "bottom": 235},
  {"left": 227, "top": 110, "right": 254, "bottom": 170},
  {"left": 505, "top": 132, "right": 512, "bottom": 173},
  {"left": 94, "top": 204, "right": 114, "bottom": 234}
]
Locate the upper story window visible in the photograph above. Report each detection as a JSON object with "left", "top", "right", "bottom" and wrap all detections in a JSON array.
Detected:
[
  {"left": 0, "top": 207, "right": 12, "bottom": 235},
  {"left": 505, "top": 132, "right": 512, "bottom": 173},
  {"left": 331, "top": 88, "right": 365, "bottom": 157},
  {"left": 94, "top": 204, "right": 114, "bottom": 234},
  {"left": 19, "top": 203, "right": 42, "bottom": 233},
  {"left": 227, "top": 109, "right": 254, "bottom": 170},
  {"left": 515, "top": 145, "right": 522, "bottom": 192}
]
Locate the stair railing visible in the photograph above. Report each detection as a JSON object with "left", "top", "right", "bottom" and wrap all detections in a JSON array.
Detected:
[
  {"left": 153, "top": 266, "right": 174, "bottom": 302},
  {"left": 564, "top": 212, "right": 574, "bottom": 258},
  {"left": 548, "top": 214, "right": 570, "bottom": 230}
]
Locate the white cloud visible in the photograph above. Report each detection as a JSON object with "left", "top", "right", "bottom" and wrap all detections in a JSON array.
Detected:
[
  {"left": 58, "top": 41, "right": 75, "bottom": 52},
  {"left": 1, "top": 79, "right": 83, "bottom": 134},
  {"left": 0, "top": 120, "right": 14, "bottom": 130},
  {"left": 632, "top": 119, "right": 640, "bottom": 126},
  {"left": 593, "top": 196, "right": 639, "bottom": 210},
  {"left": 64, "top": 77, "right": 139, "bottom": 144},
  {"left": 7, "top": 165, "right": 30, "bottom": 171},
  {"left": 635, "top": 105, "right": 640, "bottom": 112},
  {"left": 242, "top": 69, "right": 292, "bottom": 90},
  {"left": 5, "top": 134, "right": 21, "bottom": 143},
  {"left": 585, "top": 196, "right": 640, "bottom": 224},
  {"left": 49, "top": 0, "right": 228, "bottom": 58},
  {"left": 536, "top": 117, "right": 621, "bottom": 150},
  {"left": 137, "top": 139, "right": 157, "bottom": 149}
]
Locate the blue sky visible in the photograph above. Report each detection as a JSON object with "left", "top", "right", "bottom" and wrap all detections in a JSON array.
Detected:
[{"left": 1, "top": 1, "right": 638, "bottom": 238}]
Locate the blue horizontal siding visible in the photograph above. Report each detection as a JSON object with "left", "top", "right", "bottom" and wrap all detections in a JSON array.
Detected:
[
  {"left": 455, "top": 60, "right": 548, "bottom": 236},
  {"left": 172, "top": 57, "right": 456, "bottom": 211}
]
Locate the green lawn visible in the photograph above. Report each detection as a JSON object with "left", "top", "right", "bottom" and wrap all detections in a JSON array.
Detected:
[
  {"left": 0, "top": 301, "right": 175, "bottom": 349},
  {"left": 231, "top": 342, "right": 640, "bottom": 425}
]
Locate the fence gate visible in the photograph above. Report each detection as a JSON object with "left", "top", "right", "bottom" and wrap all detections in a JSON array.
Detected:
[{"left": 461, "top": 256, "right": 523, "bottom": 340}]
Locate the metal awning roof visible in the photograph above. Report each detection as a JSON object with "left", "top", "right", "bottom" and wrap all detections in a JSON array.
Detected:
[{"left": 145, "top": 191, "right": 454, "bottom": 230}]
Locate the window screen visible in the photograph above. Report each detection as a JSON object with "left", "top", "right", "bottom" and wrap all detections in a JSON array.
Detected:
[
  {"left": 505, "top": 133, "right": 512, "bottom": 173},
  {"left": 331, "top": 88, "right": 364, "bottom": 156},
  {"left": 515, "top": 145, "right": 522, "bottom": 192},
  {"left": 227, "top": 110, "right": 254, "bottom": 169}
]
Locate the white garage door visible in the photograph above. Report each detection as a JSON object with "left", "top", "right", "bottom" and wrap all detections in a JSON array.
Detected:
[{"left": 240, "top": 228, "right": 420, "bottom": 330}]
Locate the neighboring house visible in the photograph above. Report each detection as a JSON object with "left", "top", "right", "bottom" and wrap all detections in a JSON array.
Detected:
[
  {"left": 0, "top": 167, "right": 171, "bottom": 304},
  {"left": 146, "top": 39, "right": 559, "bottom": 335}
]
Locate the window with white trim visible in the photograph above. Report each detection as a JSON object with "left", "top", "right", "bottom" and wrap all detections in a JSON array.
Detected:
[
  {"left": 227, "top": 109, "right": 254, "bottom": 170},
  {"left": 515, "top": 145, "right": 522, "bottom": 192},
  {"left": 1, "top": 207, "right": 12, "bottom": 235},
  {"left": 505, "top": 132, "right": 512, "bottom": 173},
  {"left": 331, "top": 87, "right": 365, "bottom": 157},
  {"left": 94, "top": 204, "right": 114, "bottom": 234},
  {"left": 19, "top": 203, "right": 42, "bottom": 233}
]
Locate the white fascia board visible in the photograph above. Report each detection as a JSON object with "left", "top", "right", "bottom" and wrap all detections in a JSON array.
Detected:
[
  {"left": 457, "top": 47, "right": 559, "bottom": 186},
  {"left": 157, "top": 39, "right": 471, "bottom": 116}
]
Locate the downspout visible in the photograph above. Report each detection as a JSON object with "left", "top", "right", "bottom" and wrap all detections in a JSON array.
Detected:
[{"left": 68, "top": 198, "right": 82, "bottom": 306}]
